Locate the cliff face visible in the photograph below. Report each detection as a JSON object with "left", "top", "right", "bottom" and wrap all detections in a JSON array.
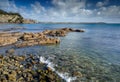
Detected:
[
  {"left": 0, "top": 14, "right": 23, "bottom": 23},
  {"left": 0, "top": 9, "right": 36, "bottom": 24}
]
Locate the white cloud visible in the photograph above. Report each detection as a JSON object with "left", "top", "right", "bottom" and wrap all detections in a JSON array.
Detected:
[
  {"left": 0, "top": 0, "right": 120, "bottom": 23},
  {"left": 96, "top": 0, "right": 109, "bottom": 7},
  {"left": 97, "top": 6, "right": 120, "bottom": 17},
  {"left": 31, "top": 1, "right": 45, "bottom": 14},
  {"left": 51, "top": 0, "right": 86, "bottom": 16},
  {"left": 46, "top": 0, "right": 94, "bottom": 20},
  {"left": 52, "top": 0, "right": 86, "bottom": 9},
  {"left": 0, "top": 0, "right": 18, "bottom": 12}
]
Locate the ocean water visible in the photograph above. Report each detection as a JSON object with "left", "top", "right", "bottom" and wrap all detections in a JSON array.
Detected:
[{"left": 0, "top": 23, "right": 120, "bottom": 81}]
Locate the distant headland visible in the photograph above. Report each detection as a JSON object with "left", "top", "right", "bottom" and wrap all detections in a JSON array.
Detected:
[
  {"left": 38, "top": 21, "right": 107, "bottom": 24},
  {"left": 0, "top": 9, "right": 36, "bottom": 24}
]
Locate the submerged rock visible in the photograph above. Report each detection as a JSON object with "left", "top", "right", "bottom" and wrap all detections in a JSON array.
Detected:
[
  {"left": 5, "top": 49, "right": 15, "bottom": 55},
  {"left": 0, "top": 54, "right": 64, "bottom": 82}
]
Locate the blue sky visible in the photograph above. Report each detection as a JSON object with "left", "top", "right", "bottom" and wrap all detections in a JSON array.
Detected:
[{"left": 0, "top": 0, "right": 120, "bottom": 23}]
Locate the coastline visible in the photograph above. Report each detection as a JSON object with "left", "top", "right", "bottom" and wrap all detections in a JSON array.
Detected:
[
  {"left": 0, "top": 27, "right": 84, "bottom": 82},
  {"left": 0, "top": 24, "right": 120, "bottom": 82},
  {"left": 0, "top": 49, "right": 65, "bottom": 82}
]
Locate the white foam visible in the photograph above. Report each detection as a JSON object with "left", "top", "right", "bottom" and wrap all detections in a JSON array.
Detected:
[
  {"left": 56, "top": 72, "right": 76, "bottom": 82},
  {"left": 39, "top": 56, "right": 76, "bottom": 82},
  {"left": 39, "top": 56, "right": 55, "bottom": 71}
]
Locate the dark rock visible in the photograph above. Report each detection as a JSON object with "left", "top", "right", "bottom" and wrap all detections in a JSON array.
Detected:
[{"left": 74, "top": 29, "right": 85, "bottom": 32}]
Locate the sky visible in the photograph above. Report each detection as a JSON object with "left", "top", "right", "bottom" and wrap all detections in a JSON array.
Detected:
[{"left": 0, "top": 0, "right": 120, "bottom": 23}]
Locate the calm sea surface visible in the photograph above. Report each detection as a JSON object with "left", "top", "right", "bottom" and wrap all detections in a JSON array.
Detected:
[{"left": 0, "top": 23, "right": 120, "bottom": 81}]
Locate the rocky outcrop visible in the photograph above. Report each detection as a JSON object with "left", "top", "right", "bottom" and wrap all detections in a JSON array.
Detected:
[
  {"left": 43, "top": 28, "right": 85, "bottom": 37},
  {"left": 0, "top": 28, "right": 84, "bottom": 47},
  {"left": 0, "top": 37, "right": 17, "bottom": 46},
  {"left": 0, "top": 32, "right": 22, "bottom": 46},
  {"left": 16, "top": 33, "right": 60, "bottom": 48},
  {"left": 0, "top": 32, "right": 60, "bottom": 47}
]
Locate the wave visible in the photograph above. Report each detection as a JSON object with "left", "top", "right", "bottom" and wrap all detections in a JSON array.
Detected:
[
  {"left": 39, "top": 56, "right": 76, "bottom": 82},
  {"left": 39, "top": 56, "right": 55, "bottom": 71}
]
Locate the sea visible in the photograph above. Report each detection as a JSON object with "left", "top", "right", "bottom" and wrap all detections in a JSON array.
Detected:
[{"left": 0, "top": 23, "right": 120, "bottom": 82}]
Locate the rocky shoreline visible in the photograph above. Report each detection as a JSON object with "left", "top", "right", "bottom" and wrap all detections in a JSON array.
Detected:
[
  {"left": 0, "top": 27, "right": 120, "bottom": 82},
  {"left": 0, "top": 49, "right": 65, "bottom": 82},
  {"left": 0, "top": 28, "right": 84, "bottom": 47},
  {"left": 0, "top": 28, "right": 84, "bottom": 82}
]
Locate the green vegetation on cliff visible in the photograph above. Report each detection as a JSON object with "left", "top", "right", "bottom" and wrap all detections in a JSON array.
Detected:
[
  {"left": 0, "top": 9, "right": 36, "bottom": 23},
  {"left": 0, "top": 9, "right": 23, "bottom": 23},
  {"left": 0, "top": 9, "right": 22, "bottom": 17}
]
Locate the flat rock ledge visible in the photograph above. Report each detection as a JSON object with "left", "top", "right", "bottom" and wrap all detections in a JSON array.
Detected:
[
  {"left": 43, "top": 28, "right": 84, "bottom": 37},
  {"left": 16, "top": 32, "right": 60, "bottom": 48},
  {"left": 0, "top": 28, "right": 84, "bottom": 47},
  {"left": 0, "top": 32, "right": 22, "bottom": 46}
]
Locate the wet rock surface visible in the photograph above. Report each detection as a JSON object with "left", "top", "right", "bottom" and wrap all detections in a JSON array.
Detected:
[
  {"left": 0, "top": 32, "right": 22, "bottom": 46},
  {"left": 43, "top": 28, "right": 84, "bottom": 37},
  {"left": 0, "top": 49, "right": 65, "bottom": 82},
  {"left": 0, "top": 28, "right": 84, "bottom": 47},
  {"left": 16, "top": 32, "right": 60, "bottom": 48}
]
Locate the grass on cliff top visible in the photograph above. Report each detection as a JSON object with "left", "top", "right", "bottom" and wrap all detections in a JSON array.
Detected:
[{"left": 0, "top": 9, "right": 23, "bottom": 18}]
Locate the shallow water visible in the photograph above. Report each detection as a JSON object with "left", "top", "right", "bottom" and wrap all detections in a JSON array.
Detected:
[{"left": 0, "top": 23, "right": 120, "bottom": 81}]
